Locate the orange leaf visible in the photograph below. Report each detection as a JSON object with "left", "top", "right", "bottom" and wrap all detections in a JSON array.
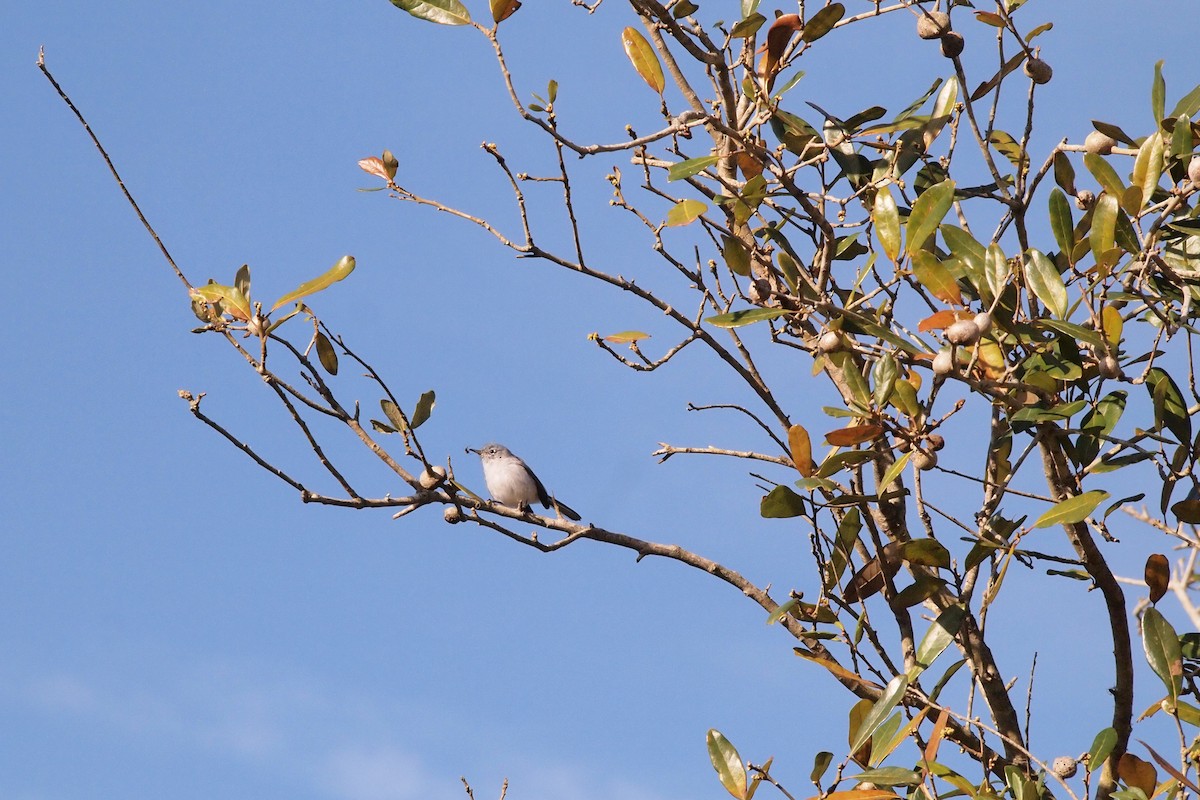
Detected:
[
  {"left": 490, "top": 0, "right": 521, "bottom": 23},
  {"left": 1145, "top": 553, "right": 1170, "bottom": 604},
  {"left": 788, "top": 424, "right": 815, "bottom": 477},
  {"left": 358, "top": 156, "right": 389, "bottom": 181},
  {"left": 736, "top": 151, "right": 764, "bottom": 179},
  {"left": 760, "top": 14, "right": 802, "bottom": 84},
  {"left": 1118, "top": 753, "right": 1158, "bottom": 795},
  {"left": 918, "top": 309, "right": 968, "bottom": 332},
  {"left": 826, "top": 424, "right": 884, "bottom": 447}
]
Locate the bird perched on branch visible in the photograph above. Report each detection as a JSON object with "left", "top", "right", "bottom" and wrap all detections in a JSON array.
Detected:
[{"left": 467, "top": 443, "right": 581, "bottom": 521}]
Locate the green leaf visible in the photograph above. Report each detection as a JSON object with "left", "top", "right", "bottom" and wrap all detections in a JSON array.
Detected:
[
  {"left": 905, "top": 179, "right": 955, "bottom": 256},
  {"left": 621, "top": 27, "right": 665, "bottom": 94},
  {"left": 1033, "top": 490, "right": 1110, "bottom": 528},
  {"left": 873, "top": 186, "right": 901, "bottom": 263},
  {"left": 707, "top": 729, "right": 748, "bottom": 800},
  {"left": 877, "top": 451, "right": 911, "bottom": 494},
  {"left": 1143, "top": 607, "right": 1184, "bottom": 704},
  {"left": 850, "top": 674, "right": 909, "bottom": 754},
  {"left": 872, "top": 352, "right": 899, "bottom": 409},
  {"left": 1023, "top": 249, "right": 1068, "bottom": 319},
  {"left": 853, "top": 767, "right": 922, "bottom": 787},
  {"left": 1146, "top": 367, "right": 1192, "bottom": 443},
  {"left": 668, "top": 155, "right": 719, "bottom": 181},
  {"left": 666, "top": 198, "right": 708, "bottom": 226},
  {"left": 1049, "top": 189, "right": 1075, "bottom": 259},
  {"left": 270, "top": 255, "right": 356, "bottom": 312},
  {"left": 912, "top": 251, "right": 963, "bottom": 305},
  {"left": 901, "top": 538, "right": 950, "bottom": 569},
  {"left": 721, "top": 235, "right": 752, "bottom": 277},
  {"left": 800, "top": 2, "right": 844, "bottom": 42},
  {"left": 381, "top": 398, "right": 408, "bottom": 433},
  {"left": 1084, "top": 152, "right": 1126, "bottom": 199},
  {"left": 410, "top": 390, "right": 436, "bottom": 429},
  {"left": 810, "top": 752, "right": 834, "bottom": 783},
  {"left": 1087, "top": 728, "right": 1118, "bottom": 772},
  {"left": 730, "top": 12, "right": 766, "bottom": 38},
  {"left": 760, "top": 485, "right": 807, "bottom": 518},
  {"left": 706, "top": 308, "right": 788, "bottom": 328},
  {"left": 1129, "top": 134, "right": 1164, "bottom": 213},
  {"left": 911, "top": 604, "right": 966, "bottom": 677},
  {"left": 1152, "top": 60, "right": 1166, "bottom": 126},
  {"left": 1090, "top": 193, "right": 1119, "bottom": 264},
  {"left": 1169, "top": 81, "right": 1200, "bottom": 120},
  {"left": 1053, "top": 151, "right": 1077, "bottom": 195},
  {"left": 1171, "top": 113, "right": 1194, "bottom": 161},
  {"left": 388, "top": 0, "right": 471, "bottom": 25}
]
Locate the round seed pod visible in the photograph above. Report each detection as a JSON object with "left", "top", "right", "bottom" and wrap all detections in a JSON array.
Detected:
[
  {"left": 1075, "top": 189, "right": 1095, "bottom": 211},
  {"left": 939, "top": 31, "right": 964, "bottom": 58},
  {"left": 1024, "top": 57, "right": 1053, "bottom": 85},
  {"left": 917, "top": 11, "right": 951, "bottom": 39},
  {"left": 973, "top": 312, "right": 993, "bottom": 334},
  {"left": 1084, "top": 131, "right": 1117, "bottom": 155},
  {"left": 1188, "top": 155, "right": 1200, "bottom": 186},
  {"left": 1098, "top": 354, "right": 1122, "bottom": 379},
  {"left": 444, "top": 506, "right": 462, "bottom": 524},
  {"left": 818, "top": 331, "right": 842, "bottom": 354},
  {"left": 913, "top": 449, "right": 938, "bottom": 471},
  {"left": 420, "top": 466, "right": 447, "bottom": 490},
  {"left": 946, "top": 319, "right": 981, "bottom": 346},
  {"left": 932, "top": 348, "right": 955, "bottom": 376},
  {"left": 1052, "top": 757, "right": 1077, "bottom": 779},
  {"left": 927, "top": 433, "right": 946, "bottom": 451}
]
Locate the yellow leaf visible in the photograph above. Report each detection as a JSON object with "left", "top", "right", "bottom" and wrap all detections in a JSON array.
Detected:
[
  {"left": 621, "top": 27, "right": 664, "bottom": 94},
  {"left": 788, "top": 424, "right": 814, "bottom": 476}
]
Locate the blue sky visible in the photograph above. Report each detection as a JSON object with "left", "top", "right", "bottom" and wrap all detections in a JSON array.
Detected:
[{"left": 6, "top": 2, "right": 1200, "bottom": 799}]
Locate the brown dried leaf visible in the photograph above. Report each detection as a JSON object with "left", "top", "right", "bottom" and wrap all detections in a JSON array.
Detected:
[
  {"left": 1145, "top": 553, "right": 1170, "bottom": 604},
  {"left": 490, "top": 0, "right": 521, "bottom": 23},
  {"left": 760, "top": 14, "right": 802, "bottom": 83},
  {"left": 1117, "top": 753, "right": 1157, "bottom": 796}
]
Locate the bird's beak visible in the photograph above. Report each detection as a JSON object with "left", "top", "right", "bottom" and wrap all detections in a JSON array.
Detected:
[{"left": 465, "top": 447, "right": 480, "bottom": 455}]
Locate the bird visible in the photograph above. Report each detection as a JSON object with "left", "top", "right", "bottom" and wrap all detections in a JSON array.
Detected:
[{"left": 467, "top": 443, "right": 581, "bottom": 521}]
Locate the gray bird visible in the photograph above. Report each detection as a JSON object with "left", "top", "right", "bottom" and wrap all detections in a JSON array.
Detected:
[{"left": 467, "top": 443, "right": 581, "bottom": 521}]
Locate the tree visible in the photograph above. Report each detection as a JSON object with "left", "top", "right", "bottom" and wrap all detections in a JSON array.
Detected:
[{"left": 40, "top": 1, "right": 1200, "bottom": 799}]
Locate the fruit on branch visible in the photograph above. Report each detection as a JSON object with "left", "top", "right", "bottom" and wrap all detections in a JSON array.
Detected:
[
  {"left": 1084, "top": 131, "right": 1116, "bottom": 155},
  {"left": 932, "top": 348, "right": 955, "bottom": 376},
  {"left": 913, "top": 449, "right": 938, "bottom": 471},
  {"left": 818, "top": 331, "right": 843, "bottom": 354},
  {"left": 1075, "top": 189, "right": 1095, "bottom": 210},
  {"left": 973, "top": 312, "right": 993, "bottom": 334},
  {"left": 927, "top": 433, "right": 946, "bottom": 451},
  {"left": 946, "top": 319, "right": 981, "bottom": 347},
  {"left": 917, "top": 10, "right": 951, "bottom": 39},
  {"left": 1188, "top": 155, "right": 1200, "bottom": 185},
  {"left": 1024, "top": 57, "right": 1053, "bottom": 85},
  {"left": 444, "top": 506, "right": 462, "bottom": 524},
  {"left": 420, "top": 466, "right": 447, "bottom": 489},
  {"left": 939, "top": 32, "right": 964, "bottom": 58},
  {"left": 1097, "top": 354, "right": 1122, "bottom": 380}
]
